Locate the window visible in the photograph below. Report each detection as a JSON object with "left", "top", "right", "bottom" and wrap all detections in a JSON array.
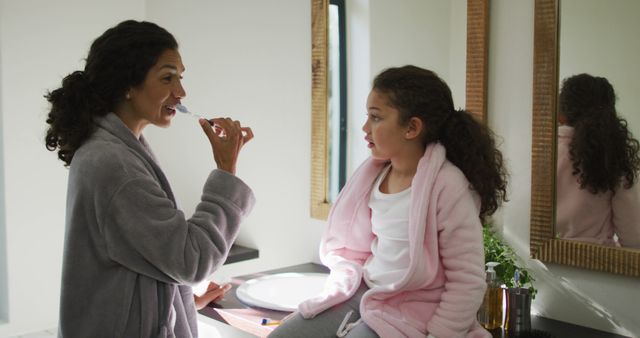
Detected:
[{"left": 327, "top": 0, "right": 347, "bottom": 202}]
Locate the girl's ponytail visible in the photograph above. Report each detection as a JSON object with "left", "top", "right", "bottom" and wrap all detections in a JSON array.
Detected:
[
  {"left": 568, "top": 107, "right": 639, "bottom": 193},
  {"left": 438, "top": 109, "right": 507, "bottom": 220}
]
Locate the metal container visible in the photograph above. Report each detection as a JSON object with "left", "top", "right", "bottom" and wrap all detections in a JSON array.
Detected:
[{"left": 506, "top": 287, "right": 531, "bottom": 334}]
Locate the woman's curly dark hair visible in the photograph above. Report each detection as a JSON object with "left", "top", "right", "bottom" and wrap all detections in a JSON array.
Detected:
[
  {"left": 559, "top": 73, "right": 640, "bottom": 193},
  {"left": 45, "top": 20, "right": 178, "bottom": 166},
  {"left": 373, "top": 65, "right": 508, "bottom": 222}
]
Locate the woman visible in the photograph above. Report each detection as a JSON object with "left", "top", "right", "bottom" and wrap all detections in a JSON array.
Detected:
[
  {"left": 556, "top": 73, "right": 640, "bottom": 248},
  {"left": 269, "top": 66, "right": 507, "bottom": 338},
  {"left": 45, "top": 20, "right": 255, "bottom": 337}
]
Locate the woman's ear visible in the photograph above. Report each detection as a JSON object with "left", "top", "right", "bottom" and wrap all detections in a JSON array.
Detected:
[{"left": 405, "top": 117, "right": 423, "bottom": 140}]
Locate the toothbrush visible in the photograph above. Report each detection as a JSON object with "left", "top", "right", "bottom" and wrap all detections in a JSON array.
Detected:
[
  {"left": 176, "top": 103, "right": 230, "bottom": 137},
  {"left": 176, "top": 103, "right": 207, "bottom": 120},
  {"left": 176, "top": 104, "right": 247, "bottom": 138},
  {"left": 176, "top": 103, "right": 221, "bottom": 130}
]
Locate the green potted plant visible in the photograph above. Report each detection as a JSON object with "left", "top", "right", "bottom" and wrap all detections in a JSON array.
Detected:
[{"left": 482, "top": 226, "right": 537, "bottom": 298}]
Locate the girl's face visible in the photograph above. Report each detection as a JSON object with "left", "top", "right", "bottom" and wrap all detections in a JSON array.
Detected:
[
  {"left": 362, "top": 90, "right": 411, "bottom": 160},
  {"left": 121, "top": 48, "right": 186, "bottom": 135}
]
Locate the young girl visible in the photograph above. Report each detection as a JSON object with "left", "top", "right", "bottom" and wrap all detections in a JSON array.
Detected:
[
  {"left": 556, "top": 74, "right": 640, "bottom": 248},
  {"left": 269, "top": 66, "right": 507, "bottom": 338}
]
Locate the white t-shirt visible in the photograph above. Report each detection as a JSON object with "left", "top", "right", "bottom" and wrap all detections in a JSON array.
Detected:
[{"left": 363, "top": 165, "right": 412, "bottom": 288}]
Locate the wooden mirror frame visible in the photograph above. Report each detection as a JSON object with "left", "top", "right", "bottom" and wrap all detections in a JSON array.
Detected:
[
  {"left": 530, "top": 0, "right": 640, "bottom": 276},
  {"left": 310, "top": 0, "right": 490, "bottom": 219}
]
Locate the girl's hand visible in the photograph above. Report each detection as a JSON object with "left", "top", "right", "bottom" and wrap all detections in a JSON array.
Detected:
[
  {"left": 199, "top": 118, "right": 254, "bottom": 174},
  {"left": 193, "top": 281, "right": 232, "bottom": 310}
]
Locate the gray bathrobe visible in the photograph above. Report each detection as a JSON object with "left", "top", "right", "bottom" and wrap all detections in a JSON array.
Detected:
[{"left": 58, "top": 113, "right": 255, "bottom": 338}]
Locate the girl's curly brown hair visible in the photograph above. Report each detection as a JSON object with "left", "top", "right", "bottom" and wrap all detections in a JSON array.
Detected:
[
  {"left": 559, "top": 73, "right": 640, "bottom": 193},
  {"left": 373, "top": 65, "right": 508, "bottom": 222}
]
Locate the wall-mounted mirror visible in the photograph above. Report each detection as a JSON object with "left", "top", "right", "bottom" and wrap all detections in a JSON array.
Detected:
[
  {"left": 530, "top": 0, "right": 640, "bottom": 276},
  {"left": 311, "top": 0, "right": 490, "bottom": 219}
]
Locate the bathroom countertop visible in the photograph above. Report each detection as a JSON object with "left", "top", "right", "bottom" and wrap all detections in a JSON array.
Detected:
[
  {"left": 489, "top": 316, "right": 631, "bottom": 338},
  {"left": 199, "top": 263, "right": 630, "bottom": 338},
  {"left": 199, "top": 263, "right": 327, "bottom": 337},
  {"left": 224, "top": 244, "right": 259, "bottom": 265}
]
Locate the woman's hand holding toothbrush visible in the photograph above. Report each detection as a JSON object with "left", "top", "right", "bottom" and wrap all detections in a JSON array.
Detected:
[{"left": 199, "top": 117, "right": 253, "bottom": 175}]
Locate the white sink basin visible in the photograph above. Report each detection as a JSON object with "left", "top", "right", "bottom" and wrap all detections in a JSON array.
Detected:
[{"left": 236, "top": 272, "right": 329, "bottom": 311}]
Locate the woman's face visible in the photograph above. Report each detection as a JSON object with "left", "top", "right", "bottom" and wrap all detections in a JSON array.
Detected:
[
  {"left": 123, "top": 48, "right": 186, "bottom": 134},
  {"left": 362, "top": 90, "right": 410, "bottom": 160}
]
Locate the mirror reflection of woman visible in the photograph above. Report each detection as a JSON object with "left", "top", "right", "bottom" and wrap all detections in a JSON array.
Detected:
[{"left": 556, "top": 73, "right": 640, "bottom": 248}]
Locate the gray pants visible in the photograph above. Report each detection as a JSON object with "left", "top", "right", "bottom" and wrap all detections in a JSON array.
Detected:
[{"left": 268, "top": 284, "right": 379, "bottom": 338}]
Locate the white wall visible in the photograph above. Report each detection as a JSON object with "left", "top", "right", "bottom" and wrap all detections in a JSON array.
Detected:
[
  {"left": 0, "top": 1, "right": 147, "bottom": 335},
  {"left": 448, "top": 0, "right": 467, "bottom": 111},
  {"left": 1, "top": 1, "right": 639, "bottom": 337},
  {"left": 369, "top": 0, "right": 452, "bottom": 77},
  {"left": 0, "top": 9, "right": 7, "bottom": 323},
  {"left": 489, "top": 1, "right": 639, "bottom": 336}
]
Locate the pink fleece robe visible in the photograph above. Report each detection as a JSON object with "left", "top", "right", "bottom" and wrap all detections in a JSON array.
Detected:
[{"left": 299, "top": 143, "right": 490, "bottom": 338}]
